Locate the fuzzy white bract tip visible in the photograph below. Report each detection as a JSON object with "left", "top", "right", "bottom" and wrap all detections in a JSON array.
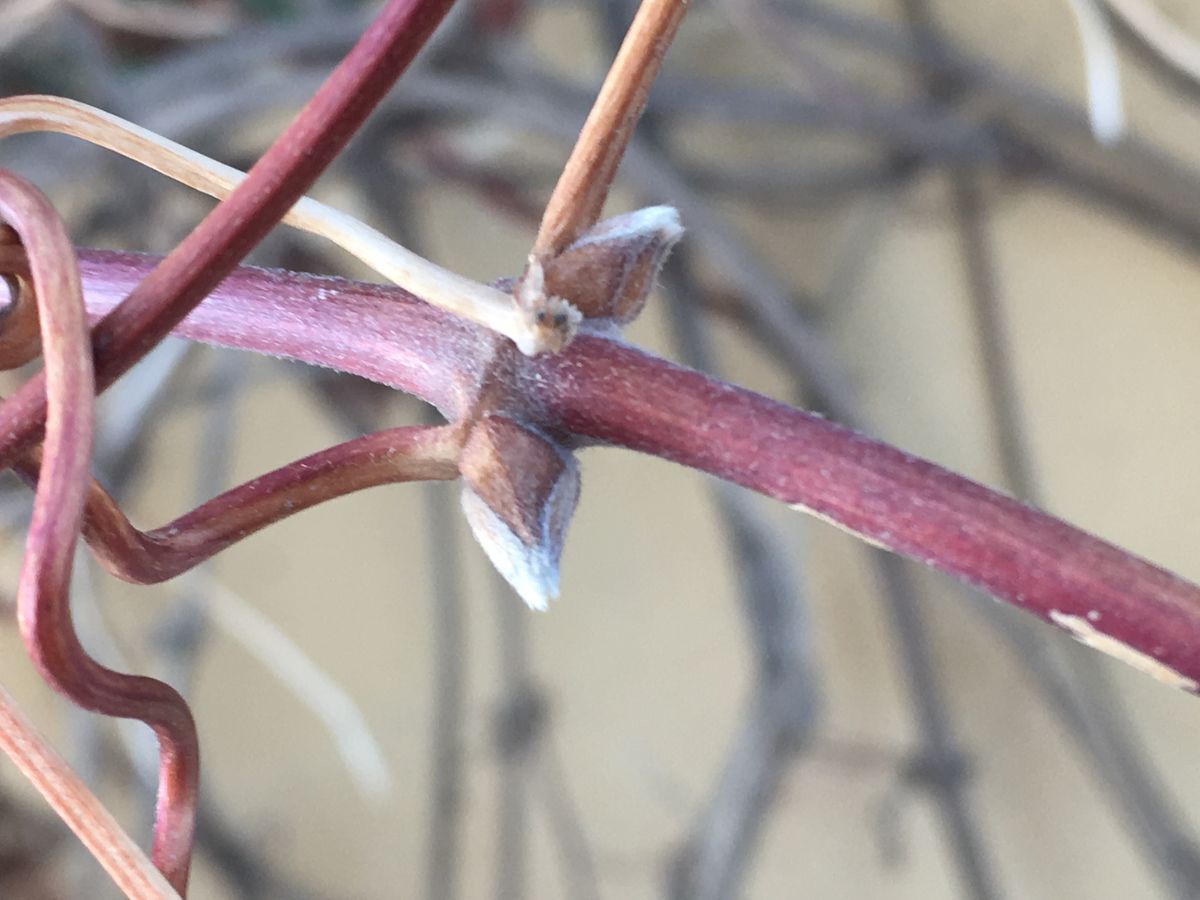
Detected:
[{"left": 461, "top": 486, "right": 563, "bottom": 610}]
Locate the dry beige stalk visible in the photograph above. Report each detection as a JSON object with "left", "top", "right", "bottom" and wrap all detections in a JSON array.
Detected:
[
  {"left": 68, "top": 0, "right": 236, "bottom": 39},
  {"left": 1099, "top": 0, "right": 1200, "bottom": 87},
  {"left": 531, "top": 0, "right": 690, "bottom": 260},
  {"left": 0, "top": 95, "right": 560, "bottom": 355},
  {"left": 0, "top": 678, "right": 181, "bottom": 899}
]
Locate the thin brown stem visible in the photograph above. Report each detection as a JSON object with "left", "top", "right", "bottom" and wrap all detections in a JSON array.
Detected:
[
  {"left": 531, "top": 0, "right": 689, "bottom": 259},
  {"left": 0, "top": 678, "right": 179, "bottom": 899}
]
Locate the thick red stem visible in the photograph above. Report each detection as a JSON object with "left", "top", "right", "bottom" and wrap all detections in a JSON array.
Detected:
[
  {"left": 533, "top": 337, "right": 1200, "bottom": 690},
  {"left": 71, "top": 251, "right": 1200, "bottom": 692}
]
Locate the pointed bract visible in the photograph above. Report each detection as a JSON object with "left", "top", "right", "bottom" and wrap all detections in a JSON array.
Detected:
[
  {"left": 543, "top": 206, "right": 683, "bottom": 324},
  {"left": 459, "top": 415, "right": 580, "bottom": 609}
]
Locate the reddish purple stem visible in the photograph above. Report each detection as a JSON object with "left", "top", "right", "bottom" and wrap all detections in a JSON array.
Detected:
[
  {"left": 76, "top": 250, "right": 488, "bottom": 419},
  {"left": 39, "top": 425, "right": 459, "bottom": 585},
  {"left": 536, "top": 338, "right": 1200, "bottom": 684},
  {"left": 74, "top": 248, "right": 1200, "bottom": 692}
]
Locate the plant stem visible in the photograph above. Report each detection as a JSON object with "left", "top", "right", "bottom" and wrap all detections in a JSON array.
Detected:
[
  {"left": 0, "top": 96, "right": 534, "bottom": 350},
  {"left": 0, "top": 0, "right": 459, "bottom": 469},
  {"left": 0, "top": 171, "right": 199, "bottom": 892},
  {"left": 0, "top": 678, "right": 180, "bottom": 899},
  {"left": 950, "top": 156, "right": 1200, "bottom": 897},
  {"left": 532, "top": 0, "right": 689, "bottom": 259},
  {"left": 55, "top": 249, "right": 1200, "bottom": 692},
  {"left": 423, "top": 481, "right": 467, "bottom": 900},
  {"left": 18, "top": 425, "right": 462, "bottom": 586},
  {"left": 533, "top": 336, "right": 1200, "bottom": 692}
]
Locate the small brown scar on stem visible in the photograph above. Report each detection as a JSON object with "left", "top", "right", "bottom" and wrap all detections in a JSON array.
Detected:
[{"left": 513, "top": 255, "right": 582, "bottom": 355}]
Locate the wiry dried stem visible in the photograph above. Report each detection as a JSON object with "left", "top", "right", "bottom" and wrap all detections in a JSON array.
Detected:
[
  {"left": 205, "top": 580, "right": 394, "bottom": 800},
  {"left": 1061, "top": 0, "right": 1126, "bottom": 143},
  {"left": 1100, "top": 0, "right": 1200, "bottom": 87},
  {"left": 422, "top": 478, "right": 468, "bottom": 900},
  {"left": 0, "top": 95, "right": 539, "bottom": 353}
]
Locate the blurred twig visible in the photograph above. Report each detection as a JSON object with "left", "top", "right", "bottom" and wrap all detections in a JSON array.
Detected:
[
  {"left": 605, "top": 6, "right": 1001, "bottom": 886},
  {"left": 208, "top": 579, "right": 394, "bottom": 800},
  {"left": 0, "top": 0, "right": 57, "bottom": 52},
  {"left": 153, "top": 351, "right": 245, "bottom": 699},
  {"left": 422, "top": 473, "right": 468, "bottom": 900},
  {"left": 661, "top": 246, "right": 820, "bottom": 900},
  {"left": 491, "top": 570, "right": 535, "bottom": 900},
  {"left": 949, "top": 147, "right": 1200, "bottom": 900},
  {"left": 897, "top": 0, "right": 1200, "bottom": 894},
  {"left": 67, "top": 0, "right": 237, "bottom": 40},
  {"left": 1062, "top": 0, "right": 1126, "bottom": 143},
  {"left": 593, "top": 2, "right": 827, "bottom": 888},
  {"left": 1100, "top": 0, "right": 1200, "bottom": 87}
]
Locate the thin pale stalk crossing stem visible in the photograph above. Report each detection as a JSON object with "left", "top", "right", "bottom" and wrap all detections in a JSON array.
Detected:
[{"left": 0, "top": 0, "right": 459, "bottom": 470}]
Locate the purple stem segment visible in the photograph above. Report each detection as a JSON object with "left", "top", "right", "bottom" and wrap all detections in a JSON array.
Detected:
[
  {"left": 75, "top": 250, "right": 489, "bottom": 419},
  {"left": 535, "top": 338, "right": 1200, "bottom": 689},
  {"left": 74, "top": 249, "right": 1200, "bottom": 693}
]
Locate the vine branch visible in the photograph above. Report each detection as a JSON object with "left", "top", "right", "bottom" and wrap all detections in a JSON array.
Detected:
[{"left": 55, "top": 248, "right": 1200, "bottom": 694}]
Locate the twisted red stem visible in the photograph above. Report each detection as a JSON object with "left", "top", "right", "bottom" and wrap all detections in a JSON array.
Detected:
[
  {"left": 0, "top": 172, "right": 198, "bottom": 892},
  {"left": 0, "top": 1, "right": 459, "bottom": 890}
]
